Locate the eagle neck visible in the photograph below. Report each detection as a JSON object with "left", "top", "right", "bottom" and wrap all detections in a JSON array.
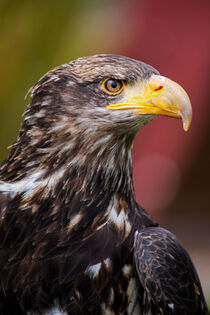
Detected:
[{"left": 0, "top": 126, "right": 137, "bottom": 214}]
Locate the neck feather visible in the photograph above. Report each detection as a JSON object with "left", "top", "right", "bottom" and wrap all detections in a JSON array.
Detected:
[
  {"left": 0, "top": 116, "right": 137, "bottom": 203},
  {"left": 0, "top": 122, "right": 139, "bottom": 241}
]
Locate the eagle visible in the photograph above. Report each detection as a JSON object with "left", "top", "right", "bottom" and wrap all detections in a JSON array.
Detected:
[{"left": 0, "top": 54, "right": 208, "bottom": 315}]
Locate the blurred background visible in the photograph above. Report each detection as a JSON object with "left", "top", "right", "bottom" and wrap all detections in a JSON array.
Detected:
[{"left": 0, "top": 0, "right": 209, "bottom": 305}]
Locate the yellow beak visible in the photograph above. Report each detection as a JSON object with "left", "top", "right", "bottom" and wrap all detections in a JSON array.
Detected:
[{"left": 106, "top": 75, "right": 192, "bottom": 131}]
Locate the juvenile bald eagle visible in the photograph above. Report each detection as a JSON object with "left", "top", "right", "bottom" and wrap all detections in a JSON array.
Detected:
[{"left": 0, "top": 55, "right": 208, "bottom": 314}]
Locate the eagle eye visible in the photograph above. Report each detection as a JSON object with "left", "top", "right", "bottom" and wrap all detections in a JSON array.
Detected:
[{"left": 102, "top": 78, "right": 124, "bottom": 95}]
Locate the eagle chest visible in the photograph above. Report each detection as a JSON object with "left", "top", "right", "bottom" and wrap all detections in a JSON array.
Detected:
[{"left": 72, "top": 261, "right": 141, "bottom": 315}]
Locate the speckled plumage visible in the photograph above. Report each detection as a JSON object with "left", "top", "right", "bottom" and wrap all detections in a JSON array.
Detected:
[{"left": 0, "top": 55, "right": 208, "bottom": 314}]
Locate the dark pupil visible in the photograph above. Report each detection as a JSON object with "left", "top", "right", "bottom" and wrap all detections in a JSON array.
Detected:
[{"left": 111, "top": 81, "right": 118, "bottom": 89}]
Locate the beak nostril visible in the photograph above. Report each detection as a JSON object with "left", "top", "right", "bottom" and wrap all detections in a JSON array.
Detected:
[{"left": 154, "top": 85, "right": 163, "bottom": 92}]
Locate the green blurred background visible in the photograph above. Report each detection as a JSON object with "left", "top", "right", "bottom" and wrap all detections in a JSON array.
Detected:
[
  {"left": 0, "top": 0, "right": 125, "bottom": 159},
  {"left": 0, "top": 0, "right": 209, "bottom": 306}
]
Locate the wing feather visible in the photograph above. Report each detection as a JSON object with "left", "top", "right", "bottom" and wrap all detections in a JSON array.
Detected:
[{"left": 134, "top": 227, "right": 208, "bottom": 314}]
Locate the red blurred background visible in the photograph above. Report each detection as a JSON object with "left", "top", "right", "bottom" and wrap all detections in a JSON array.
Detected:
[{"left": 121, "top": 0, "right": 209, "bottom": 212}]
